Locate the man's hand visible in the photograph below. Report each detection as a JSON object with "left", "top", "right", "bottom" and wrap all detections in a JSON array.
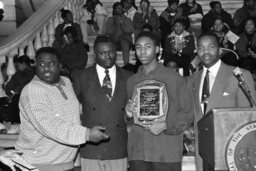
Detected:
[
  {"left": 125, "top": 99, "right": 136, "bottom": 118},
  {"left": 146, "top": 121, "right": 167, "bottom": 135},
  {"left": 89, "top": 126, "right": 109, "bottom": 143}
]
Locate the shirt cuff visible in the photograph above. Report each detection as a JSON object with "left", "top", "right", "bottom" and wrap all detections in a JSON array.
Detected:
[{"left": 85, "top": 128, "right": 90, "bottom": 142}]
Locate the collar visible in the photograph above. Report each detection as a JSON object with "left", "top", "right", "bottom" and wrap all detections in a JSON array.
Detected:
[
  {"left": 203, "top": 60, "right": 221, "bottom": 77},
  {"left": 96, "top": 64, "right": 116, "bottom": 75},
  {"left": 169, "top": 30, "right": 190, "bottom": 39},
  {"left": 34, "top": 75, "right": 66, "bottom": 87},
  {"left": 138, "top": 62, "right": 162, "bottom": 75}
]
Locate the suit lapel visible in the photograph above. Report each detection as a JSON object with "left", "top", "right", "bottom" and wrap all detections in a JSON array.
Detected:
[
  {"left": 89, "top": 66, "right": 111, "bottom": 103},
  {"left": 206, "top": 63, "right": 227, "bottom": 113},
  {"left": 194, "top": 70, "right": 204, "bottom": 118}
]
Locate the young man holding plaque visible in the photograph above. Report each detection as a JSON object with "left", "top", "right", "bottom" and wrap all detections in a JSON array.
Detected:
[{"left": 126, "top": 31, "right": 194, "bottom": 171}]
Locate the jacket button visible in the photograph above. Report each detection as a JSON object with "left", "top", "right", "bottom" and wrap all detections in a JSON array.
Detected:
[{"left": 93, "top": 107, "right": 96, "bottom": 111}]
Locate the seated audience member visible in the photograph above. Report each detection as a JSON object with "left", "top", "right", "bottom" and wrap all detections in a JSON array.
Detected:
[
  {"left": 54, "top": 9, "right": 83, "bottom": 45},
  {"left": 163, "top": 19, "right": 195, "bottom": 76},
  {"left": 164, "top": 57, "right": 180, "bottom": 72},
  {"left": 233, "top": 0, "right": 256, "bottom": 34},
  {"left": 53, "top": 26, "right": 88, "bottom": 77},
  {"left": 236, "top": 18, "right": 256, "bottom": 72},
  {"left": 211, "top": 17, "right": 233, "bottom": 49},
  {"left": 133, "top": 0, "right": 160, "bottom": 39},
  {"left": 83, "top": 0, "right": 107, "bottom": 35},
  {"left": 160, "top": 0, "right": 189, "bottom": 50},
  {"left": 15, "top": 47, "right": 109, "bottom": 171},
  {"left": 126, "top": 31, "right": 193, "bottom": 171},
  {"left": 201, "top": 1, "right": 234, "bottom": 33},
  {"left": 5, "top": 55, "right": 35, "bottom": 124},
  {"left": 121, "top": 0, "right": 137, "bottom": 21},
  {"left": 106, "top": 2, "right": 134, "bottom": 66},
  {"left": 179, "top": 0, "right": 203, "bottom": 18}
]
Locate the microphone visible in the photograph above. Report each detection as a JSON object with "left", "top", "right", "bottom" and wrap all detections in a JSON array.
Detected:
[{"left": 233, "top": 67, "right": 256, "bottom": 108}]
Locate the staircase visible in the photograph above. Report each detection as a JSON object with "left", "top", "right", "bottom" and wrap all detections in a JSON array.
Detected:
[{"left": 0, "top": 0, "right": 244, "bottom": 97}]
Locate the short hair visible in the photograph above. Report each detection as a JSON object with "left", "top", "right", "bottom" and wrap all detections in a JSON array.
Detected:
[
  {"left": 60, "top": 8, "right": 72, "bottom": 19},
  {"left": 209, "top": 1, "right": 221, "bottom": 9},
  {"left": 93, "top": 35, "right": 116, "bottom": 50},
  {"left": 35, "top": 47, "right": 61, "bottom": 61},
  {"left": 135, "top": 31, "right": 159, "bottom": 46},
  {"left": 173, "top": 18, "right": 185, "bottom": 26},
  {"left": 140, "top": 0, "right": 150, "bottom": 5},
  {"left": 17, "top": 55, "right": 35, "bottom": 66},
  {"left": 141, "top": 24, "right": 153, "bottom": 32},
  {"left": 198, "top": 32, "right": 220, "bottom": 47}
]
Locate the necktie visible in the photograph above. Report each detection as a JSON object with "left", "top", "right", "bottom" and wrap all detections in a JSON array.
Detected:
[
  {"left": 201, "top": 70, "right": 210, "bottom": 114},
  {"left": 102, "top": 69, "right": 112, "bottom": 101}
]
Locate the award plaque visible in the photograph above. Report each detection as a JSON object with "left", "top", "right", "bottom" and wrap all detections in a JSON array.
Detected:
[{"left": 131, "top": 80, "right": 168, "bottom": 127}]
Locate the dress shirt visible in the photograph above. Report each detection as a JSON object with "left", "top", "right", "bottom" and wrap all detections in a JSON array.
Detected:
[
  {"left": 96, "top": 64, "right": 116, "bottom": 96},
  {"left": 199, "top": 60, "right": 221, "bottom": 112},
  {"left": 16, "top": 76, "right": 88, "bottom": 165}
]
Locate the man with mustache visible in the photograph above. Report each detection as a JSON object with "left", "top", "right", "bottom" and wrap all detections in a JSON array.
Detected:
[{"left": 15, "top": 47, "right": 109, "bottom": 171}]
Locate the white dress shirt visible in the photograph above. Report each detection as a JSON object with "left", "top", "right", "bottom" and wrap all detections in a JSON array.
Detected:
[
  {"left": 96, "top": 64, "right": 116, "bottom": 96},
  {"left": 199, "top": 60, "right": 221, "bottom": 113}
]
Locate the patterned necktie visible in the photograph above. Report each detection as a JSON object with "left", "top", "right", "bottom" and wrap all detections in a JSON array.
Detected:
[
  {"left": 201, "top": 70, "right": 210, "bottom": 114},
  {"left": 102, "top": 69, "right": 112, "bottom": 101}
]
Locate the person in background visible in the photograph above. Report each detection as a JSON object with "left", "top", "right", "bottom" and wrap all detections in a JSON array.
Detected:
[
  {"left": 106, "top": 2, "right": 134, "bottom": 66},
  {"left": 187, "top": 32, "right": 256, "bottom": 171},
  {"left": 164, "top": 57, "right": 180, "bottom": 72},
  {"left": 160, "top": 0, "right": 189, "bottom": 50},
  {"left": 179, "top": 0, "right": 203, "bottom": 18},
  {"left": 5, "top": 55, "right": 35, "bottom": 124},
  {"left": 121, "top": 0, "right": 137, "bottom": 21},
  {"left": 54, "top": 9, "right": 83, "bottom": 45},
  {"left": 201, "top": 1, "right": 234, "bottom": 33},
  {"left": 15, "top": 47, "right": 109, "bottom": 171},
  {"left": 53, "top": 26, "right": 88, "bottom": 78},
  {"left": 163, "top": 19, "right": 195, "bottom": 76},
  {"left": 73, "top": 35, "right": 132, "bottom": 171},
  {"left": 83, "top": 0, "right": 107, "bottom": 35},
  {"left": 126, "top": 31, "right": 193, "bottom": 171},
  {"left": 233, "top": 0, "right": 256, "bottom": 34},
  {"left": 133, "top": 0, "right": 160, "bottom": 39},
  {"left": 236, "top": 17, "right": 256, "bottom": 72}
]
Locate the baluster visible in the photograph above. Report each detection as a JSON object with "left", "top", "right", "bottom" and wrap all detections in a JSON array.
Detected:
[
  {"left": 64, "top": 0, "right": 69, "bottom": 10},
  {"left": 67, "top": 0, "right": 72, "bottom": 11},
  {"left": 6, "top": 48, "right": 18, "bottom": 81},
  {"left": 34, "top": 32, "right": 43, "bottom": 51},
  {"left": 48, "top": 18, "right": 55, "bottom": 46},
  {"left": 18, "top": 46, "right": 25, "bottom": 57},
  {"left": 71, "top": 0, "right": 77, "bottom": 23},
  {"left": 27, "top": 39, "right": 36, "bottom": 60},
  {"left": 0, "top": 57, "right": 6, "bottom": 97},
  {"left": 41, "top": 25, "right": 49, "bottom": 47},
  {"left": 54, "top": 11, "right": 60, "bottom": 28}
]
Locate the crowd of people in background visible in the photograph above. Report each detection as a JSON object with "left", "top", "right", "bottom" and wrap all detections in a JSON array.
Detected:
[{"left": 1, "top": 0, "right": 256, "bottom": 171}]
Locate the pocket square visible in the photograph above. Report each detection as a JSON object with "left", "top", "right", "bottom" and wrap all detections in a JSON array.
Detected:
[{"left": 223, "top": 92, "right": 229, "bottom": 96}]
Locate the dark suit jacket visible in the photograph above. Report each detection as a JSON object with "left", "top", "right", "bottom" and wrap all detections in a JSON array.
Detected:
[
  {"left": 73, "top": 65, "right": 132, "bottom": 160},
  {"left": 187, "top": 62, "right": 256, "bottom": 171}
]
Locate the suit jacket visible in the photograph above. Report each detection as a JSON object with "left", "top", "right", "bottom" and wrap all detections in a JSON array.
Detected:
[
  {"left": 73, "top": 65, "right": 132, "bottom": 160},
  {"left": 187, "top": 62, "right": 256, "bottom": 171}
]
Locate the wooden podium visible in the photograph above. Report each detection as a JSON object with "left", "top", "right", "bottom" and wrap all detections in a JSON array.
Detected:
[{"left": 198, "top": 108, "right": 256, "bottom": 171}]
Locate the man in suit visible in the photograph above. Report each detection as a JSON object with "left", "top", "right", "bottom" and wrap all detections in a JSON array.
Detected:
[
  {"left": 73, "top": 35, "right": 132, "bottom": 171},
  {"left": 187, "top": 32, "right": 256, "bottom": 171}
]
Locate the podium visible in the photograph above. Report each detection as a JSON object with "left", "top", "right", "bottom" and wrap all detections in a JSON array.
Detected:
[{"left": 198, "top": 108, "right": 256, "bottom": 171}]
